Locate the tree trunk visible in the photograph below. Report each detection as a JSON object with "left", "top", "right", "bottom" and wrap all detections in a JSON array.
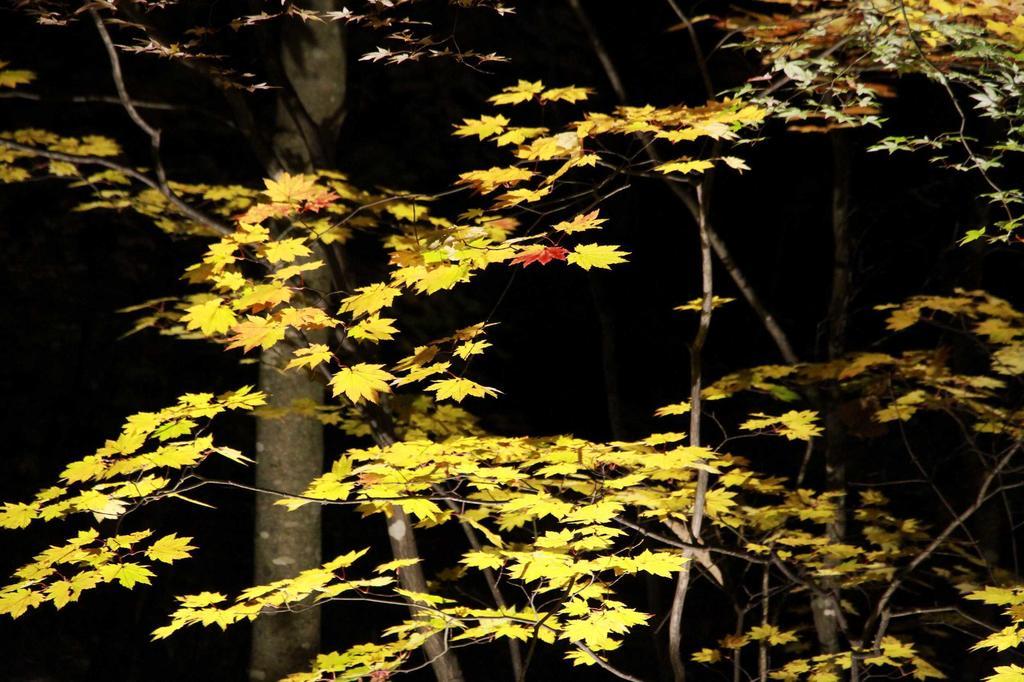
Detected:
[
  {"left": 250, "top": 314, "right": 328, "bottom": 681},
  {"left": 247, "top": 6, "right": 344, "bottom": 679},
  {"left": 811, "top": 130, "right": 852, "bottom": 655},
  {"left": 244, "top": 6, "right": 463, "bottom": 680}
]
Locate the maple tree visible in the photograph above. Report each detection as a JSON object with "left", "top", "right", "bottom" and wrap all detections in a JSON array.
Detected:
[{"left": 6, "top": 2, "right": 1024, "bottom": 682}]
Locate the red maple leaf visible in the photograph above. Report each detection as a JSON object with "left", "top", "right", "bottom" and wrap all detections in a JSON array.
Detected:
[
  {"left": 302, "top": 189, "right": 340, "bottom": 212},
  {"left": 510, "top": 245, "right": 569, "bottom": 267}
]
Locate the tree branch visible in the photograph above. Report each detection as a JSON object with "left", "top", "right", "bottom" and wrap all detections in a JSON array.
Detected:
[
  {"left": 566, "top": 0, "right": 799, "bottom": 364},
  {"left": 0, "top": 138, "right": 232, "bottom": 236},
  {"left": 667, "top": 183, "right": 714, "bottom": 682},
  {"left": 864, "top": 440, "right": 1023, "bottom": 647}
]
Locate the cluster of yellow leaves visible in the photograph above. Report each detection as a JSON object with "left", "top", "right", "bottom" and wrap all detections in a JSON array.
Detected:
[
  {"left": 0, "top": 528, "right": 194, "bottom": 619},
  {"left": 452, "top": 84, "right": 767, "bottom": 277},
  {"left": 696, "top": 629, "right": 940, "bottom": 679},
  {"left": 878, "top": 289, "right": 1024, "bottom": 379},
  {"left": 762, "top": 636, "right": 942, "bottom": 681},
  {"left": 1, "top": 128, "right": 120, "bottom": 185},
  {"left": 742, "top": 487, "right": 934, "bottom": 590},
  {"left": 582, "top": 99, "right": 766, "bottom": 142},
  {"left": 157, "top": 527, "right": 654, "bottom": 674},
  {"left": 486, "top": 80, "right": 592, "bottom": 106},
  {"left": 152, "top": 547, "right": 393, "bottom": 639},
  {"left": 0, "top": 389, "right": 262, "bottom": 623},
  {"left": 8, "top": 85, "right": 710, "bottom": 423},
  {"left": 965, "top": 583, "right": 1024, "bottom": 679},
  {"left": 4, "top": 64, "right": 1008, "bottom": 682},
  {"left": 0, "top": 386, "right": 263, "bottom": 532},
  {"left": 255, "top": 419, "right": 945, "bottom": 673},
  {"left": 741, "top": 410, "right": 823, "bottom": 441},
  {"left": 106, "top": 170, "right": 515, "bottom": 406},
  {"left": 703, "top": 291, "right": 1024, "bottom": 437}
]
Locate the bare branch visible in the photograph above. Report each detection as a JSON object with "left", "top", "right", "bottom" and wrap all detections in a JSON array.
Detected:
[{"left": 90, "top": 10, "right": 169, "bottom": 190}]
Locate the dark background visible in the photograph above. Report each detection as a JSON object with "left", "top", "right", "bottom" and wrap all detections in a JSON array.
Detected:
[{"left": 0, "top": 2, "right": 1018, "bottom": 680}]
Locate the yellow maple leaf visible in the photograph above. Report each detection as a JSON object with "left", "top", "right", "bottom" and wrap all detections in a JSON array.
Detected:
[
  {"left": 183, "top": 298, "right": 237, "bottom": 336},
  {"left": 967, "top": 586, "right": 1024, "bottom": 606},
  {"left": 692, "top": 648, "right": 722, "bottom": 664},
  {"left": 278, "top": 306, "right": 338, "bottom": 330},
  {"left": 226, "top": 315, "right": 286, "bottom": 352},
  {"left": 987, "top": 665, "right": 1024, "bottom": 682},
  {"left": 329, "top": 364, "right": 395, "bottom": 404},
  {"left": 495, "top": 126, "right": 548, "bottom": 146},
  {"left": 567, "top": 243, "right": 630, "bottom": 270},
  {"left": 393, "top": 362, "right": 451, "bottom": 387},
  {"left": 540, "top": 86, "right": 593, "bottom": 103},
  {"left": 61, "top": 455, "right": 108, "bottom": 483},
  {"left": 263, "top": 238, "right": 312, "bottom": 263},
  {"left": 973, "top": 625, "right": 1024, "bottom": 652},
  {"left": 263, "top": 172, "right": 319, "bottom": 204},
  {"left": 0, "top": 588, "right": 45, "bottom": 618},
  {"left": 339, "top": 283, "right": 402, "bottom": 318},
  {"left": 220, "top": 385, "right": 267, "bottom": 410},
  {"left": 458, "top": 166, "right": 534, "bottom": 193},
  {"left": 461, "top": 550, "right": 506, "bottom": 571},
  {"left": 453, "top": 114, "right": 510, "bottom": 140},
  {"left": 47, "top": 580, "right": 78, "bottom": 610},
  {"left": 564, "top": 500, "right": 624, "bottom": 525},
  {"left": 496, "top": 186, "right": 551, "bottom": 207},
  {"left": 674, "top": 296, "right": 735, "bottom": 312},
  {"left": 748, "top": 624, "right": 799, "bottom": 646},
  {"left": 100, "top": 562, "right": 155, "bottom": 589},
  {"left": 412, "top": 264, "right": 472, "bottom": 294},
  {"left": 179, "top": 591, "right": 228, "bottom": 608},
  {"left": 271, "top": 260, "right": 325, "bottom": 282},
  {"left": 994, "top": 344, "right": 1024, "bottom": 375},
  {"left": 0, "top": 502, "right": 36, "bottom": 529},
  {"left": 348, "top": 314, "right": 398, "bottom": 343},
  {"left": 631, "top": 549, "right": 686, "bottom": 577},
  {"left": 740, "top": 410, "right": 823, "bottom": 441},
  {"left": 286, "top": 343, "right": 334, "bottom": 371},
  {"left": 0, "top": 68, "right": 34, "bottom": 89},
  {"left": 234, "top": 283, "right": 293, "bottom": 311},
  {"left": 427, "top": 377, "right": 500, "bottom": 402},
  {"left": 515, "top": 133, "right": 579, "bottom": 161},
  {"left": 453, "top": 340, "right": 491, "bottom": 359},
  {"left": 654, "top": 401, "right": 691, "bottom": 417},
  {"left": 554, "top": 210, "right": 606, "bottom": 234},
  {"left": 212, "top": 270, "right": 247, "bottom": 292},
  {"left": 489, "top": 80, "right": 545, "bottom": 105},
  {"left": 231, "top": 222, "right": 270, "bottom": 245},
  {"left": 656, "top": 158, "right": 715, "bottom": 175},
  {"left": 374, "top": 557, "right": 421, "bottom": 573},
  {"left": 202, "top": 239, "right": 239, "bottom": 271},
  {"left": 145, "top": 534, "right": 196, "bottom": 564},
  {"left": 565, "top": 650, "right": 599, "bottom": 667},
  {"left": 721, "top": 156, "right": 751, "bottom": 172}
]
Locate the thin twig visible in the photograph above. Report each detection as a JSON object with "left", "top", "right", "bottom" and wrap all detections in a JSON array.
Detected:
[{"left": 90, "top": 10, "right": 170, "bottom": 192}]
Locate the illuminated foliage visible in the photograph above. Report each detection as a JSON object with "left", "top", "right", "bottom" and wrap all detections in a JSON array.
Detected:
[{"left": 6, "top": 2, "right": 1024, "bottom": 681}]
